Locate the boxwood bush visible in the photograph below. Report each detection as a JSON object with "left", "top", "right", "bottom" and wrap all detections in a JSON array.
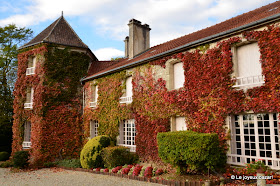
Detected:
[
  {"left": 0, "top": 151, "right": 10, "bottom": 161},
  {"left": 101, "top": 146, "right": 138, "bottom": 168},
  {"left": 80, "top": 135, "right": 111, "bottom": 169},
  {"left": 157, "top": 131, "right": 226, "bottom": 174},
  {"left": 13, "top": 151, "right": 30, "bottom": 169}
]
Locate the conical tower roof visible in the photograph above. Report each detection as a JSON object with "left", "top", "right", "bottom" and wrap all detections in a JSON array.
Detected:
[{"left": 19, "top": 15, "right": 89, "bottom": 49}]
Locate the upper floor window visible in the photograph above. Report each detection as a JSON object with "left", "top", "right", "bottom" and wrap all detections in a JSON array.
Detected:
[
  {"left": 233, "top": 42, "right": 264, "bottom": 89},
  {"left": 26, "top": 56, "right": 36, "bottom": 75},
  {"left": 24, "top": 87, "right": 33, "bottom": 109},
  {"left": 90, "top": 85, "right": 98, "bottom": 108},
  {"left": 22, "top": 121, "right": 31, "bottom": 149},
  {"left": 120, "top": 76, "right": 133, "bottom": 104},
  {"left": 173, "top": 62, "right": 184, "bottom": 89},
  {"left": 90, "top": 120, "right": 99, "bottom": 138}
]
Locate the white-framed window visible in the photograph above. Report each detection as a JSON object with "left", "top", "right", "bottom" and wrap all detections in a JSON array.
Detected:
[
  {"left": 120, "top": 76, "right": 133, "bottom": 104},
  {"left": 26, "top": 56, "right": 36, "bottom": 75},
  {"left": 173, "top": 62, "right": 184, "bottom": 89},
  {"left": 233, "top": 42, "right": 264, "bottom": 89},
  {"left": 24, "top": 87, "right": 34, "bottom": 109},
  {"left": 90, "top": 85, "right": 98, "bottom": 108},
  {"left": 228, "top": 113, "right": 280, "bottom": 170},
  {"left": 22, "top": 121, "right": 31, "bottom": 149},
  {"left": 118, "top": 119, "right": 136, "bottom": 152},
  {"left": 175, "top": 116, "right": 187, "bottom": 131},
  {"left": 90, "top": 120, "right": 99, "bottom": 138}
]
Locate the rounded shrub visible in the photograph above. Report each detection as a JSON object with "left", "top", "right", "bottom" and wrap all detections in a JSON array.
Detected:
[
  {"left": 101, "top": 146, "right": 139, "bottom": 168},
  {"left": 80, "top": 135, "right": 111, "bottom": 169},
  {"left": 13, "top": 151, "right": 30, "bottom": 169},
  {"left": 0, "top": 151, "right": 10, "bottom": 161}
]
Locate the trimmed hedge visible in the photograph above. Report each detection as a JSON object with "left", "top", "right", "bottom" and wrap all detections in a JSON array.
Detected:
[
  {"left": 101, "top": 146, "right": 138, "bottom": 168},
  {"left": 80, "top": 135, "right": 111, "bottom": 169},
  {"left": 157, "top": 131, "right": 226, "bottom": 173},
  {"left": 0, "top": 151, "right": 9, "bottom": 161},
  {"left": 13, "top": 151, "right": 30, "bottom": 169}
]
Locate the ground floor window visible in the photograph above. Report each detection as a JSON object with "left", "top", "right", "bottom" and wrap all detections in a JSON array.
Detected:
[
  {"left": 118, "top": 119, "right": 136, "bottom": 152},
  {"left": 22, "top": 121, "right": 31, "bottom": 149},
  {"left": 90, "top": 120, "right": 99, "bottom": 138},
  {"left": 228, "top": 113, "right": 280, "bottom": 169}
]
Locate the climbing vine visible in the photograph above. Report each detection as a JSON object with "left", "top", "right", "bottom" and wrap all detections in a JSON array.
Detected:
[
  {"left": 83, "top": 71, "right": 132, "bottom": 143},
  {"left": 13, "top": 45, "right": 90, "bottom": 165}
]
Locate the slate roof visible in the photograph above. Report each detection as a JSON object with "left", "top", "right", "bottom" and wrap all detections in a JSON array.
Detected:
[
  {"left": 84, "top": 1, "right": 280, "bottom": 81},
  {"left": 19, "top": 16, "right": 89, "bottom": 49}
]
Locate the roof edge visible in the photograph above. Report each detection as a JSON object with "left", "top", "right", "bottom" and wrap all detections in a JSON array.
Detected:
[{"left": 82, "top": 12, "right": 280, "bottom": 82}]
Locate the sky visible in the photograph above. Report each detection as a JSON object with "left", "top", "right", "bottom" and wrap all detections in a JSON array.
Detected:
[{"left": 0, "top": 0, "right": 278, "bottom": 60}]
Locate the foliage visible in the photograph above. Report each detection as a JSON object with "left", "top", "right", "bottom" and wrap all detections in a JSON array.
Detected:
[
  {"left": 13, "top": 150, "right": 29, "bottom": 169},
  {"left": 43, "top": 161, "right": 57, "bottom": 168},
  {"left": 121, "top": 167, "right": 131, "bottom": 174},
  {"left": 0, "top": 24, "right": 33, "bottom": 154},
  {"left": 83, "top": 71, "right": 132, "bottom": 142},
  {"left": 13, "top": 44, "right": 90, "bottom": 165},
  {"left": 112, "top": 166, "right": 122, "bottom": 173},
  {"left": 0, "top": 160, "right": 13, "bottom": 168},
  {"left": 80, "top": 135, "right": 111, "bottom": 169},
  {"left": 0, "top": 151, "right": 9, "bottom": 161},
  {"left": 154, "top": 168, "right": 164, "bottom": 176},
  {"left": 101, "top": 146, "right": 138, "bottom": 168},
  {"left": 144, "top": 167, "right": 153, "bottom": 178},
  {"left": 246, "top": 160, "right": 269, "bottom": 173},
  {"left": 157, "top": 131, "right": 226, "bottom": 174},
  {"left": 56, "top": 159, "right": 81, "bottom": 168},
  {"left": 132, "top": 164, "right": 143, "bottom": 176}
]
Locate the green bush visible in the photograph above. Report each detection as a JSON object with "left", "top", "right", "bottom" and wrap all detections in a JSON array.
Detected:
[
  {"left": 0, "top": 161, "right": 13, "bottom": 168},
  {"left": 0, "top": 151, "right": 10, "bottom": 161},
  {"left": 157, "top": 131, "right": 226, "bottom": 174},
  {"left": 13, "top": 151, "right": 30, "bottom": 169},
  {"left": 101, "top": 146, "right": 139, "bottom": 168},
  {"left": 43, "top": 162, "right": 57, "bottom": 168},
  {"left": 80, "top": 135, "right": 111, "bottom": 169},
  {"left": 56, "top": 159, "right": 81, "bottom": 168}
]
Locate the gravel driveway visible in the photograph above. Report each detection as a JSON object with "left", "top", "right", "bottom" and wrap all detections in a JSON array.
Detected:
[{"left": 0, "top": 168, "right": 159, "bottom": 186}]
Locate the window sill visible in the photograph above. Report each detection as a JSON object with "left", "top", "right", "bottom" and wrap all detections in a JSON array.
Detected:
[
  {"left": 24, "top": 103, "right": 33, "bottom": 109},
  {"left": 22, "top": 141, "right": 31, "bottom": 149}
]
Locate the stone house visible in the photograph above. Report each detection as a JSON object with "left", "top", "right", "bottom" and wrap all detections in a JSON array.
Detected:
[{"left": 13, "top": 1, "right": 280, "bottom": 169}]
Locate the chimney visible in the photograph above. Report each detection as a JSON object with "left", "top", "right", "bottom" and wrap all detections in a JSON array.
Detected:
[
  {"left": 124, "top": 36, "right": 129, "bottom": 58},
  {"left": 126, "top": 19, "right": 151, "bottom": 59}
]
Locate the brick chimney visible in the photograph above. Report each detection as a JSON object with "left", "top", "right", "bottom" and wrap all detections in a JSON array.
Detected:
[{"left": 125, "top": 19, "right": 151, "bottom": 59}]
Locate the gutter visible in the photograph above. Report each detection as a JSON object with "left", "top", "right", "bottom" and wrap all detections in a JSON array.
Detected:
[{"left": 82, "top": 12, "right": 280, "bottom": 82}]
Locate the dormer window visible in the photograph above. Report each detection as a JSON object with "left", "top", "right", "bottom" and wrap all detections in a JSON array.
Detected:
[
  {"left": 89, "top": 85, "right": 98, "bottom": 108},
  {"left": 26, "top": 56, "right": 36, "bottom": 75},
  {"left": 120, "top": 76, "right": 133, "bottom": 104},
  {"left": 233, "top": 42, "right": 264, "bottom": 89},
  {"left": 173, "top": 62, "right": 184, "bottom": 89},
  {"left": 24, "top": 87, "right": 33, "bottom": 109}
]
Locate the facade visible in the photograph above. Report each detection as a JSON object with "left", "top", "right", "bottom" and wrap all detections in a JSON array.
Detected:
[{"left": 13, "top": 1, "right": 280, "bottom": 168}]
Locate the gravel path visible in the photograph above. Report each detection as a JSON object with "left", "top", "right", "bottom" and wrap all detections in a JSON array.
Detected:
[{"left": 0, "top": 168, "right": 159, "bottom": 186}]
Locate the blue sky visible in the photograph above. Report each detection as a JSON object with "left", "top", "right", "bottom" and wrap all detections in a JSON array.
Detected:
[{"left": 0, "top": 0, "right": 277, "bottom": 60}]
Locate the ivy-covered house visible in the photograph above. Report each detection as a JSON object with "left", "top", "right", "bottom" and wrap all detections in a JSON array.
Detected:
[{"left": 13, "top": 1, "right": 280, "bottom": 169}]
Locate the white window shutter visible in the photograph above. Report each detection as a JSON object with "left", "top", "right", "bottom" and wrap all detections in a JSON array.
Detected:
[
  {"left": 175, "top": 116, "right": 187, "bottom": 131},
  {"left": 237, "top": 43, "right": 261, "bottom": 77},
  {"left": 174, "top": 62, "right": 184, "bottom": 89}
]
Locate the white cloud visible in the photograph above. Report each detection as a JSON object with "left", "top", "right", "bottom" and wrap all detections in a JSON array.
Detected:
[
  {"left": 0, "top": 0, "right": 277, "bottom": 48},
  {"left": 93, "top": 48, "right": 124, "bottom": 61}
]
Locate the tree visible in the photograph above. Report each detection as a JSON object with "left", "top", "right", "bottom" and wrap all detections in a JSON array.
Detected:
[{"left": 0, "top": 24, "right": 33, "bottom": 153}]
